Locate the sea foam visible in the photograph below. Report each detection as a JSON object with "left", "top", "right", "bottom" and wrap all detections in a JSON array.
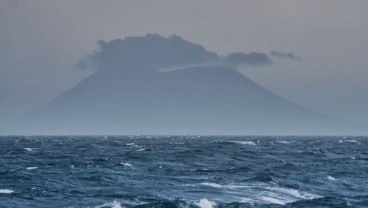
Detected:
[
  {"left": 195, "top": 198, "right": 216, "bottom": 208},
  {"left": 0, "top": 189, "right": 14, "bottom": 194},
  {"left": 230, "top": 141, "right": 256, "bottom": 145},
  {"left": 94, "top": 200, "right": 123, "bottom": 208},
  {"left": 120, "top": 162, "right": 132, "bottom": 167},
  {"left": 199, "top": 182, "right": 321, "bottom": 205}
]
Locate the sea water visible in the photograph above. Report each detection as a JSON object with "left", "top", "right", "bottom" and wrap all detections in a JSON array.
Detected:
[{"left": 0, "top": 136, "right": 367, "bottom": 207}]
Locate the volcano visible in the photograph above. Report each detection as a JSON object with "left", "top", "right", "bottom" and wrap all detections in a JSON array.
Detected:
[{"left": 18, "top": 34, "right": 366, "bottom": 135}]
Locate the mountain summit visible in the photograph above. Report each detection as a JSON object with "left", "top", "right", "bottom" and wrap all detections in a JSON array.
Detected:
[{"left": 19, "top": 34, "right": 366, "bottom": 135}]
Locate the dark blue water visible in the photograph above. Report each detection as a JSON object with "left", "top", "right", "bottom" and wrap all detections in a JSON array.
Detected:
[{"left": 0, "top": 136, "right": 367, "bottom": 208}]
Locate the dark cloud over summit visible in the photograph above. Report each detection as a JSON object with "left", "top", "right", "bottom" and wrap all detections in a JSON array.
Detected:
[
  {"left": 77, "top": 34, "right": 219, "bottom": 72},
  {"left": 76, "top": 34, "right": 283, "bottom": 73}
]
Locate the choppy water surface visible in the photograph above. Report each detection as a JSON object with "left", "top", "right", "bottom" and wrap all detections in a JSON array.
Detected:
[{"left": 0, "top": 136, "right": 367, "bottom": 208}]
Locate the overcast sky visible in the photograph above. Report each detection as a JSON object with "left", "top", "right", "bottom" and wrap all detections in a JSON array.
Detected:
[{"left": 1, "top": 0, "right": 368, "bottom": 126}]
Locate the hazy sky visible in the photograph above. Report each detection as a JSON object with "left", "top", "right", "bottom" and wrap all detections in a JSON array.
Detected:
[{"left": 1, "top": 0, "right": 368, "bottom": 126}]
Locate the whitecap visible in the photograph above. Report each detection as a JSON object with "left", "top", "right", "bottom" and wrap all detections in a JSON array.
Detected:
[
  {"left": 26, "top": 167, "right": 38, "bottom": 170},
  {"left": 195, "top": 198, "right": 216, "bottom": 208},
  {"left": 200, "top": 182, "right": 250, "bottom": 189},
  {"left": 119, "top": 199, "right": 148, "bottom": 206},
  {"left": 190, "top": 168, "right": 210, "bottom": 172},
  {"left": 260, "top": 196, "right": 286, "bottom": 205},
  {"left": 0, "top": 189, "right": 14, "bottom": 194},
  {"left": 327, "top": 176, "right": 337, "bottom": 181},
  {"left": 199, "top": 182, "right": 321, "bottom": 205},
  {"left": 264, "top": 186, "right": 320, "bottom": 200},
  {"left": 239, "top": 197, "right": 255, "bottom": 203},
  {"left": 230, "top": 141, "right": 256, "bottom": 145},
  {"left": 95, "top": 200, "right": 124, "bottom": 208},
  {"left": 200, "top": 182, "right": 223, "bottom": 188},
  {"left": 339, "top": 139, "right": 359, "bottom": 144},
  {"left": 136, "top": 148, "right": 145, "bottom": 151},
  {"left": 24, "top": 148, "right": 33, "bottom": 151},
  {"left": 120, "top": 162, "right": 132, "bottom": 167},
  {"left": 276, "top": 140, "right": 291, "bottom": 144}
]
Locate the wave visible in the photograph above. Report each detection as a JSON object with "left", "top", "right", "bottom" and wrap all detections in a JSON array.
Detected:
[
  {"left": 195, "top": 198, "right": 216, "bottom": 208},
  {"left": 120, "top": 162, "right": 133, "bottom": 167},
  {"left": 199, "top": 182, "right": 321, "bottom": 205},
  {"left": 229, "top": 141, "right": 256, "bottom": 145},
  {"left": 94, "top": 200, "right": 123, "bottom": 208},
  {"left": 1, "top": 136, "right": 366, "bottom": 208},
  {"left": 276, "top": 140, "right": 291, "bottom": 144},
  {"left": 0, "top": 189, "right": 14, "bottom": 194}
]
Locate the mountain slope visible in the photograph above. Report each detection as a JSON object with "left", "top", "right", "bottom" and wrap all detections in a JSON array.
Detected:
[{"left": 20, "top": 65, "right": 365, "bottom": 135}]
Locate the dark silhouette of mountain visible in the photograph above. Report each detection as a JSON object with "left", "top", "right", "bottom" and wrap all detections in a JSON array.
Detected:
[{"left": 17, "top": 34, "right": 367, "bottom": 135}]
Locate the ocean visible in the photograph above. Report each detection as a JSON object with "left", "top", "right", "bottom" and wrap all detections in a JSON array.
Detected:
[{"left": 0, "top": 136, "right": 367, "bottom": 208}]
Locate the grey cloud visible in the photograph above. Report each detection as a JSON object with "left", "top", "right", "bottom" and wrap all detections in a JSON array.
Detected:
[
  {"left": 76, "top": 34, "right": 219, "bottom": 72},
  {"left": 75, "top": 54, "right": 98, "bottom": 71},
  {"left": 74, "top": 34, "right": 303, "bottom": 81},
  {"left": 270, "top": 50, "right": 300, "bottom": 61},
  {"left": 222, "top": 52, "right": 273, "bottom": 67},
  {"left": 76, "top": 34, "right": 279, "bottom": 73}
]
